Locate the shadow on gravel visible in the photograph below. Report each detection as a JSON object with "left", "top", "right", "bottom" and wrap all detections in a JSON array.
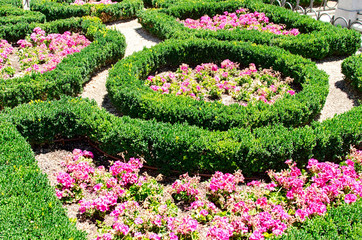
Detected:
[{"left": 335, "top": 79, "right": 362, "bottom": 107}]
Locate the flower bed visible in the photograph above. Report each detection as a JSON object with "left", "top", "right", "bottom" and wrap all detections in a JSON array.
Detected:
[
  {"left": 53, "top": 148, "right": 362, "bottom": 239},
  {"left": 1, "top": 27, "right": 91, "bottom": 79},
  {"left": 30, "top": 0, "right": 143, "bottom": 22},
  {"left": 107, "top": 39, "right": 328, "bottom": 130},
  {"left": 138, "top": 0, "right": 360, "bottom": 59},
  {"left": 180, "top": 8, "right": 300, "bottom": 36},
  {"left": 0, "top": 40, "right": 14, "bottom": 79},
  {"left": 0, "top": 17, "right": 126, "bottom": 109},
  {"left": 146, "top": 60, "right": 295, "bottom": 105}
]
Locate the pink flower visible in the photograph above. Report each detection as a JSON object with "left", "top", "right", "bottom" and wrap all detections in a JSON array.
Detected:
[
  {"left": 344, "top": 194, "right": 357, "bottom": 204},
  {"left": 287, "top": 90, "right": 295, "bottom": 96},
  {"left": 93, "top": 183, "right": 103, "bottom": 191}
]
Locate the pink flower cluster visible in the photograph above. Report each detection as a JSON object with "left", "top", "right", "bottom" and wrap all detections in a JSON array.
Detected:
[
  {"left": 72, "top": 0, "right": 117, "bottom": 5},
  {"left": 55, "top": 147, "right": 362, "bottom": 240},
  {"left": 268, "top": 155, "right": 362, "bottom": 221},
  {"left": 0, "top": 39, "right": 14, "bottom": 79},
  {"left": 55, "top": 149, "right": 96, "bottom": 201},
  {"left": 16, "top": 27, "right": 91, "bottom": 74},
  {"left": 180, "top": 9, "right": 300, "bottom": 36},
  {"left": 171, "top": 173, "right": 200, "bottom": 202},
  {"left": 146, "top": 59, "right": 295, "bottom": 106}
]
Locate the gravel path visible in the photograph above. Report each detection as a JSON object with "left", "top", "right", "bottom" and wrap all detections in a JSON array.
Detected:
[
  {"left": 80, "top": 19, "right": 160, "bottom": 113},
  {"left": 315, "top": 56, "right": 361, "bottom": 121}
]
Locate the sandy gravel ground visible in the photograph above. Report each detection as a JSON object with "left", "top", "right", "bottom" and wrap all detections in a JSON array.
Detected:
[{"left": 315, "top": 56, "right": 361, "bottom": 121}]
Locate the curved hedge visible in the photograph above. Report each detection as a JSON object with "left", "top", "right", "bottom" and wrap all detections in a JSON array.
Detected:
[
  {"left": 30, "top": 0, "right": 143, "bottom": 22},
  {"left": 1, "top": 96, "right": 361, "bottom": 176},
  {"left": 0, "top": 5, "right": 46, "bottom": 25},
  {"left": 107, "top": 38, "right": 328, "bottom": 130},
  {"left": 0, "top": 121, "right": 87, "bottom": 239},
  {"left": 342, "top": 54, "right": 362, "bottom": 93},
  {"left": 0, "top": 17, "right": 126, "bottom": 109},
  {"left": 138, "top": 0, "right": 361, "bottom": 59}
]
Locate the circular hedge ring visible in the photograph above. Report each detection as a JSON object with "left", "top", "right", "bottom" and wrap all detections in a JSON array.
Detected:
[
  {"left": 107, "top": 39, "right": 328, "bottom": 130},
  {"left": 0, "top": 17, "right": 126, "bottom": 109},
  {"left": 138, "top": 0, "right": 361, "bottom": 59}
]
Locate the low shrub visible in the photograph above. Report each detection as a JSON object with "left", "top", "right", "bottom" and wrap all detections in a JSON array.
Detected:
[
  {"left": 0, "top": 0, "right": 22, "bottom": 7},
  {"left": 0, "top": 4, "right": 46, "bottom": 25},
  {"left": 137, "top": 0, "right": 360, "bottom": 59},
  {"left": 107, "top": 39, "right": 328, "bottom": 130},
  {"left": 278, "top": 199, "right": 362, "bottom": 239},
  {"left": 0, "top": 16, "right": 126, "bottom": 108},
  {"left": 342, "top": 54, "right": 362, "bottom": 93},
  {"left": 1, "top": 97, "right": 361, "bottom": 176},
  {"left": 0, "top": 121, "right": 87, "bottom": 239},
  {"left": 30, "top": 0, "right": 143, "bottom": 22}
]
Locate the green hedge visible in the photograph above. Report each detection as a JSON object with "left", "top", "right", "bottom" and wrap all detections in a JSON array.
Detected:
[
  {"left": 277, "top": 199, "right": 362, "bottom": 239},
  {"left": 30, "top": 0, "right": 143, "bottom": 22},
  {"left": 0, "top": 5, "right": 45, "bottom": 25},
  {"left": 0, "top": 121, "right": 87, "bottom": 239},
  {"left": 1, "top": 96, "right": 361, "bottom": 176},
  {"left": 107, "top": 39, "right": 328, "bottom": 130},
  {"left": 138, "top": 0, "right": 360, "bottom": 59},
  {"left": 0, "top": 17, "right": 126, "bottom": 109},
  {"left": 0, "top": 0, "right": 22, "bottom": 7},
  {"left": 342, "top": 54, "right": 362, "bottom": 93}
]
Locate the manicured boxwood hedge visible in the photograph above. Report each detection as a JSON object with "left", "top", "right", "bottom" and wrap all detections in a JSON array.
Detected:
[
  {"left": 0, "top": 5, "right": 46, "bottom": 25},
  {"left": 1, "top": 96, "right": 361, "bottom": 176},
  {"left": 30, "top": 0, "right": 143, "bottom": 22},
  {"left": 0, "top": 16, "right": 126, "bottom": 109},
  {"left": 107, "top": 38, "right": 328, "bottom": 130},
  {"left": 0, "top": 121, "right": 87, "bottom": 239},
  {"left": 342, "top": 54, "right": 362, "bottom": 93},
  {"left": 0, "top": 0, "right": 22, "bottom": 7},
  {"left": 138, "top": 0, "right": 360, "bottom": 59},
  {"left": 277, "top": 199, "right": 362, "bottom": 239}
]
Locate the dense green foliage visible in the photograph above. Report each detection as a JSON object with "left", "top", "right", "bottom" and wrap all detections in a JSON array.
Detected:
[
  {"left": 30, "top": 0, "right": 143, "bottom": 22},
  {"left": 138, "top": 0, "right": 360, "bottom": 59},
  {"left": 342, "top": 54, "right": 362, "bottom": 93},
  {"left": 0, "top": 17, "right": 126, "bottom": 108},
  {"left": 0, "top": 4, "right": 45, "bottom": 25},
  {"left": 0, "top": 121, "right": 87, "bottom": 239},
  {"left": 277, "top": 199, "right": 362, "bottom": 239},
  {"left": 107, "top": 39, "right": 328, "bottom": 130},
  {"left": 1, "top": 97, "right": 361, "bottom": 176},
  {"left": 0, "top": 0, "right": 22, "bottom": 7}
]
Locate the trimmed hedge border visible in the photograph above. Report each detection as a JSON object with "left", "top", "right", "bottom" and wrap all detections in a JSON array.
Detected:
[
  {"left": 107, "top": 38, "right": 328, "bottom": 130},
  {"left": 342, "top": 54, "right": 362, "bottom": 93},
  {"left": 137, "top": 0, "right": 361, "bottom": 59},
  {"left": 278, "top": 199, "right": 362, "bottom": 239},
  {"left": 0, "top": 5, "right": 46, "bottom": 25},
  {"left": 0, "top": 121, "right": 87, "bottom": 239},
  {"left": 30, "top": 0, "right": 143, "bottom": 23},
  {"left": 1, "top": 96, "right": 361, "bottom": 176},
  {"left": 0, "top": 17, "right": 126, "bottom": 109}
]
